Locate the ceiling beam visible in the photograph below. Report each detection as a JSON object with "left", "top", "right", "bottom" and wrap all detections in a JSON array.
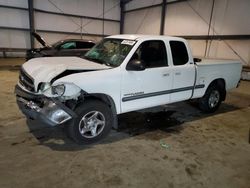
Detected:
[
  {"left": 176, "top": 35, "right": 250, "bottom": 40},
  {"left": 0, "top": 5, "right": 28, "bottom": 11},
  {"left": 124, "top": 0, "right": 187, "bottom": 13}
]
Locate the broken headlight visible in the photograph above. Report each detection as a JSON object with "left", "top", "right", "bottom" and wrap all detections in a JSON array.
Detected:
[
  {"left": 40, "top": 82, "right": 51, "bottom": 92},
  {"left": 51, "top": 84, "right": 65, "bottom": 96},
  {"left": 40, "top": 82, "right": 81, "bottom": 99},
  {"left": 40, "top": 82, "right": 65, "bottom": 97}
]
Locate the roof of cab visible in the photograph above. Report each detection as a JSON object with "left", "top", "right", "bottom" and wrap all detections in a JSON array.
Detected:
[{"left": 106, "top": 34, "right": 185, "bottom": 42}]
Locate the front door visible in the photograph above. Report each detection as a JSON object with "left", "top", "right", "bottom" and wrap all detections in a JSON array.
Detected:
[{"left": 121, "top": 40, "right": 173, "bottom": 113}]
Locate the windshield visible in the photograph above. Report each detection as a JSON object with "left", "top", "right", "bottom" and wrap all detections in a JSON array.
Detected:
[
  {"left": 84, "top": 38, "right": 136, "bottom": 67},
  {"left": 51, "top": 41, "right": 63, "bottom": 48}
]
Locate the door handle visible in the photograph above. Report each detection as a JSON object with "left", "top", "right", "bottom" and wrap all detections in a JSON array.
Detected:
[
  {"left": 163, "top": 73, "right": 170, "bottom": 77},
  {"left": 175, "top": 72, "right": 181, "bottom": 76}
]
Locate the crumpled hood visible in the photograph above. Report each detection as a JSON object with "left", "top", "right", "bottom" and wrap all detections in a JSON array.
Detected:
[
  {"left": 32, "top": 32, "right": 48, "bottom": 47},
  {"left": 22, "top": 56, "right": 110, "bottom": 88}
]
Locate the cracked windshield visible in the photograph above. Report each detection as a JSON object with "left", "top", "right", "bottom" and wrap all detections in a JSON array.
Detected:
[{"left": 84, "top": 39, "right": 136, "bottom": 67}]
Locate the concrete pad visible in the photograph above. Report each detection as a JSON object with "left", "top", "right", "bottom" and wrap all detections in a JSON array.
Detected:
[
  {"left": 0, "top": 70, "right": 250, "bottom": 188},
  {"left": 0, "top": 58, "right": 25, "bottom": 70}
]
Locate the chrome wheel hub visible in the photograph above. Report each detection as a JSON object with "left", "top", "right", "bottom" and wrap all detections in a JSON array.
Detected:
[
  {"left": 79, "top": 111, "right": 105, "bottom": 138},
  {"left": 208, "top": 90, "right": 220, "bottom": 108}
]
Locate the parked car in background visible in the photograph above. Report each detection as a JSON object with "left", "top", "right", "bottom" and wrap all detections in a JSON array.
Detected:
[{"left": 26, "top": 32, "right": 96, "bottom": 60}]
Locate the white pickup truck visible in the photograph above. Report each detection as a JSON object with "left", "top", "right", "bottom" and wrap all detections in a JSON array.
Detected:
[{"left": 15, "top": 35, "right": 242, "bottom": 144}]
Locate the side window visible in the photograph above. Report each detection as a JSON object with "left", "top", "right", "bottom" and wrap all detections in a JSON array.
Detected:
[
  {"left": 76, "top": 42, "right": 95, "bottom": 49},
  {"left": 132, "top": 40, "right": 168, "bottom": 68},
  {"left": 170, "top": 41, "right": 189, "bottom": 66},
  {"left": 60, "top": 42, "right": 76, "bottom": 49}
]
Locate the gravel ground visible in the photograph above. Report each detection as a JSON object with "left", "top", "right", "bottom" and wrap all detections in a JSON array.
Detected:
[{"left": 0, "top": 70, "right": 250, "bottom": 188}]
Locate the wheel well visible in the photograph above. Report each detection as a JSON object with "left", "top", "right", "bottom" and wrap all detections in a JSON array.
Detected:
[
  {"left": 207, "top": 79, "right": 226, "bottom": 101},
  {"left": 84, "top": 94, "right": 118, "bottom": 129}
]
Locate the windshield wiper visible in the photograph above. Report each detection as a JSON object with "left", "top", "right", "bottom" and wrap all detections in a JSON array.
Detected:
[
  {"left": 84, "top": 56, "right": 103, "bottom": 64},
  {"left": 104, "top": 62, "right": 115, "bottom": 67},
  {"left": 84, "top": 56, "right": 113, "bottom": 67}
]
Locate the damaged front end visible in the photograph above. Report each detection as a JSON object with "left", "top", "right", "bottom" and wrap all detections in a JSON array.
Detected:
[
  {"left": 15, "top": 85, "right": 77, "bottom": 126},
  {"left": 15, "top": 68, "right": 83, "bottom": 126},
  {"left": 16, "top": 59, "right": 106, "bottom": 127}
]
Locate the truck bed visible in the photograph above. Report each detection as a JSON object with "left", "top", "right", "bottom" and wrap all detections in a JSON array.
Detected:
[
  {"left": 197, "top": 58, "right": 241, "bottom": 65},
  {"left": 192, "top": 58, "right": 242, "bottom": 99}
]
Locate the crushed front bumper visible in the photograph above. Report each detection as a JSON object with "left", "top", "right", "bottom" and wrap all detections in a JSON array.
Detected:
[{"left": 15, "top": 85, "right": 75, "bottom": 126}]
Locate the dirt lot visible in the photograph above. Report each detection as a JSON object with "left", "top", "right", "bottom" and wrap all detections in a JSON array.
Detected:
[{"left": 0, "top": 69, "right": 250, "bottom": 188}]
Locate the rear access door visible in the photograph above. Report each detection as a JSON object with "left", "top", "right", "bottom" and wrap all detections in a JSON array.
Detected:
[{"left": 168, "top": 40, "right": 196, "bottom": 103}]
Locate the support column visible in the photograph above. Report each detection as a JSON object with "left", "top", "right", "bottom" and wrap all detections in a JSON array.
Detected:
[
  {"left": 28, "top": 0, "right": 34, "bottom": 48},
  {"left": 120, "top": 1, "right": 125, "bottom": 34},
  {"left": 160, "top": 0, "right": 166, "bottom": 35},
  {"left": 102, "top": 0, "right": 105, "bottom": 37}
]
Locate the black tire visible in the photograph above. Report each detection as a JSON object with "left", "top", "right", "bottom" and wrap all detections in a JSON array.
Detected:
[
  {"left": 199, "top": 84, "right": 223, "bottom": 113},
  {"left": 67, "top": 100, "right": 112, "bottom": 144}
]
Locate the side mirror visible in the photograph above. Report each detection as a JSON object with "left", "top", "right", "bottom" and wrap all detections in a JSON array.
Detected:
[{"left": 126, "top": 59, "right": 145, "bottom": 71}]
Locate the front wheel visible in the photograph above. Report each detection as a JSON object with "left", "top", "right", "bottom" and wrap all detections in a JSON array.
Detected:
[
  {"left": 67, "top": 100, "right": 113, "bottom": 144},
  {"left": 199, "top": 84, "right": 223, "bottom": 113}
]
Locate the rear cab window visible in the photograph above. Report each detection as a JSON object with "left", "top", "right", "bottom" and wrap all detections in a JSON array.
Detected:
[
  {"left": 169, "top": 41, "right": 189, "bottom": 66},
  {"left": 76, "top": 41, "right": 95, "bottom": 49}
]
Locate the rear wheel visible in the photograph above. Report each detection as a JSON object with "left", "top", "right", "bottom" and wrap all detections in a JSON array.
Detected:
[
  {"left": 67, "top": 100, "right": 112, "bottom": 144},
  {"left": 199, "top": 84, "right": 223, "bottom": 113}
]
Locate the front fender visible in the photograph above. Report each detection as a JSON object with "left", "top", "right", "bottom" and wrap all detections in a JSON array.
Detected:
[{"left": 54, "top": 68, "right": 122, "bottom": 114}]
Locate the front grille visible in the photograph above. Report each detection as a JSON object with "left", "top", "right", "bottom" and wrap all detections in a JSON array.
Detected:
[{"left": 19, "top": 68, "right": 35, "bottom": 92}]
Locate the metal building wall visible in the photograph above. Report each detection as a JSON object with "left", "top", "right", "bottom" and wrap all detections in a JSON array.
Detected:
[
  {"left": 164, "top": 0, "right": 250, "bottom": 66},
  {"left": 0, "top": 0, "right": 29, "bottom": 56},
  {"left": 124, "top": 6, "right": 161, "bottom": 34},
  {"left": 124, "top": 0, "right": 162, "bottom": 34},
  {"left": 0, "top": 0, "right": 120, "bottom": 57},
  {"left": 123, "top": 0, "right": 250, "bottom": 66}
]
